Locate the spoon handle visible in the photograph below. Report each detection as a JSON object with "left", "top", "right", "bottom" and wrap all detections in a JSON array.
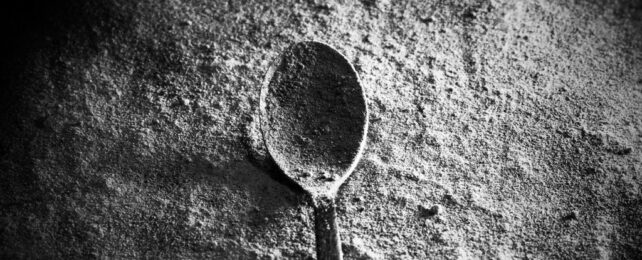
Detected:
[{"left": 313, "top": 196, "right": 343, "bottom": 260}]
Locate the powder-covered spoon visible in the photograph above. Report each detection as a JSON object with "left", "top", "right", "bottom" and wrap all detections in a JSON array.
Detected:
[{"left": 259, "top": 41, "right": 368, "bottom": 260}]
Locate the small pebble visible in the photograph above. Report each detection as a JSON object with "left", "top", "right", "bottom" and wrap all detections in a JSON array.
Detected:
[
  {"left": 322, "top": 125, "right": 331, "bottom": 133},
  {"left": 181, "top": 97, "right": 191, "bottom": 106}
]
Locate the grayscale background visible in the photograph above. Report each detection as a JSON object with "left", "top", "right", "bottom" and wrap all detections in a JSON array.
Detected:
[{"left": 0, "top": 0, "right": 640, "bottom": 259}]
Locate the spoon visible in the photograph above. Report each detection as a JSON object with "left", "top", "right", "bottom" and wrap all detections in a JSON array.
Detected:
[{"left": 259, "top": 41, "right": 368, "bottom": 260}]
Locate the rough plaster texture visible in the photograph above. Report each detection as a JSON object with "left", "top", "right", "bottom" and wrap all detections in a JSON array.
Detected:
[{"left": 0, "top": 0, "right": 641, "bottom": 259}]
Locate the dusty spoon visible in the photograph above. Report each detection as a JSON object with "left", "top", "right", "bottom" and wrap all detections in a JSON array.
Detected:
[{"left": 259, "top": 41, "right": 368, "bottom": 260}]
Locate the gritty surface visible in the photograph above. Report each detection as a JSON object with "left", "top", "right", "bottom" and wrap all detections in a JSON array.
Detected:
[
  {"left": 261, "top": 41, "right": 367, "bottom": 196},
  {"left": 0, "top": 0, "right": 641, "bottom": 259}
]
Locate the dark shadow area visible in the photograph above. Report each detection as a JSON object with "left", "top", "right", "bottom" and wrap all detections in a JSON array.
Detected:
[
  {"left": 0, "top": 0, "right": 135, "bottom": 155},
  {"left": 0, "top": 1, "right": 313, "bottom": 258},
  {"left": 0, "top": 2, "right": 136, "bottom": 257},
  {"left": 243, "top": 134, "right": 309, "bottom": 197}
]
